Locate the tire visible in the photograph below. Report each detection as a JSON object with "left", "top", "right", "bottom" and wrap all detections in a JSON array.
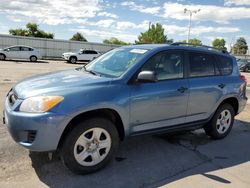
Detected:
[
  {"left": 30, "top": 56, "right": 37, "bottom": 62},
  {"left": 204, "top": 103, "right": 235, "bottom": 139},
  {"left": 245, "top": 67, "right": 249, "bottom": 72},
  {"left": 0, "top": 54, "right": 6, "bottom": 60},
  {"left": 69, "top": 56, "right": 77, "bottom": 64},
  {"left": 60, "top": 118, "right": 119, "bottom": 174}
]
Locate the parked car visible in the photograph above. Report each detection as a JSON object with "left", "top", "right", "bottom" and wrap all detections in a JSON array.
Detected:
[
  {"left": 237, "top": 59, "right": 250, "bottom": 72},
  {"left": 62, "top": 49, "right": 100, "bottom": 63},
  {"left": 3, "top": 43, "right": 247, "bottom": 174},
  {"left": 0, "top": 45, "right": 41, "bottom": 62}
]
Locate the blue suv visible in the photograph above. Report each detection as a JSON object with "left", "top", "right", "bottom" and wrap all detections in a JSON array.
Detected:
[{"left": 3, "top": 43, "right": 248, "bottom": 174}]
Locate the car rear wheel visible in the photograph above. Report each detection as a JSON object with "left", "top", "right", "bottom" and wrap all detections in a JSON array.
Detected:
[
  {"left": 0, "top": 54, "right": 6, "bottom": 60},
  {"left": 204, "top": 103, "right": 235, "bottom": 139},
  {"left": 60, "top": 118, "right": 119, "bottom": 174},
  {"left": 69, "top": 56, "right": 77, "bottom": 64},
  {"left": 30, "top": 56, "right": 37, "bottom": 62}
]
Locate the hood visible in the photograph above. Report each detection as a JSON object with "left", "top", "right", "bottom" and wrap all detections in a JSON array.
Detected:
[
  {"left": 63, "top": 52, "right": 76, "bottom": 56},
  {"left": 13, "top": 69, "right": 112, "bottom": 99}
]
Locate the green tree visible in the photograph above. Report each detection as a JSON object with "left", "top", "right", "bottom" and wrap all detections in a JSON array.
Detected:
[
  {"left": 136, "top": 23, "right": 172, "bottom": 44},
  {"left": 180, "top": 38, "right": 202, "bottom": 45},
  {"left": 232, "top": 37, "right": 248, "bottom": 55},
  {"left": 103, "top": 37, "right": 130, "bottom": 45},
  {"left": 70, "top": 32, "right": 87, "bottom": 42},
  {"left": 9, "top": 23, "right": 54, "bottom": 39},
  {"left": 212, "top": 38, "right": 227, "bottom": 50},
  {"left": 9, "top": 28, "right": 28, "bottom": 36}
]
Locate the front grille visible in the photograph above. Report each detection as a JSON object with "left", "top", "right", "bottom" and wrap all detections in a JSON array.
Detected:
[{"left": 27, "top": 131, "right": 37, "bottom": 143}]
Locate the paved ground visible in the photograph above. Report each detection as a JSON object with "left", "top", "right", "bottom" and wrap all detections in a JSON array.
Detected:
[{"left": 0, "top": 59, "right": 250, "bottom": 188}]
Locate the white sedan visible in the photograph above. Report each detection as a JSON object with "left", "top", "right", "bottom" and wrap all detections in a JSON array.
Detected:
[
  {"left": 0, "top": 45, "right": 41, "bottom": 62},
  {"left": 62, "top": 49, "right": 101, "bottom": 63}
]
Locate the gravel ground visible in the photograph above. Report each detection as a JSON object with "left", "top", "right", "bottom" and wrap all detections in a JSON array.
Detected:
[{"left": 0, "top": 59, "right": 250, "bottom": 188}]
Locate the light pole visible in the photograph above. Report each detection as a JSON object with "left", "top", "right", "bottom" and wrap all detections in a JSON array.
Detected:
[{"left": 184, "top": 8, "right": 201, "bottom": 43}]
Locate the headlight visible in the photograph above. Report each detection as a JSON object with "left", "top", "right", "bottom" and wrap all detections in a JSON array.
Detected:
[{"left": 19, "top": 96, "right": 64, "bottom": 113}]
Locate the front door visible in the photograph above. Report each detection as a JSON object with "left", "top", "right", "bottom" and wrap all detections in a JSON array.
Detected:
[
  {"left": 5, "top": 46, "right": 20, "bottom": 59},
  {"left": 130, "top": 50, "right": 189, "bottom": 133}
]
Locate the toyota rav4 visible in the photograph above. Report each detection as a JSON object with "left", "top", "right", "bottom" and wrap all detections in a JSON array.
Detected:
[{"left": 3, "top": 43, "right": 248, "bottom": 174}]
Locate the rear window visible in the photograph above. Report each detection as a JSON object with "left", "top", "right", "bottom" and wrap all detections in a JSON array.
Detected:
[
  {"left": 217, "top": 56, "right": 233, "bottom": 75},
  {"left": 189, "top": 52, "right": 216, "bottom": 77}
]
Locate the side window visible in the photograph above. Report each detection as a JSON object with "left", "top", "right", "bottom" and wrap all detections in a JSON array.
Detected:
[
  {"left": 141, "top": 51, "right": 184, "bottom": 81},
  {"left": 9, "top": 47, "right": 20, "bottom": 51},
  {"left": 189, "top": 52, "right": 215, "bottom": 77},
  {"left": 217, "top": 56, "right": 233, "bottom": 75},
  {"left": 85, "top": 50, "right": 97, "bottom": 54},
  {"left": 21, "top": 47, "right": 30, "bottom": 51}
]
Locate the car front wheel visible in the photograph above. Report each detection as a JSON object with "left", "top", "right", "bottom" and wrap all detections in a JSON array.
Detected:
[
  {"left": 204, "top": 103, "right": 235, "bottom": 139},
  {"left": 69, "top": 57, "right": 77, "bottom": 64},
  {"left": 0, "top": 54, "right": 6, "bottom": 60},
  {"left": 60, "top": 118, "right": 119, "bottom": 174}
]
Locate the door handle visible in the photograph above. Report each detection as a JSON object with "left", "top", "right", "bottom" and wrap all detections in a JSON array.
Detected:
[
  {"left": 218, "top": 83, "right": 226, "bottom": 89},
  {"left": 177, "top": 87, "right": 188, "bottom": 93}
]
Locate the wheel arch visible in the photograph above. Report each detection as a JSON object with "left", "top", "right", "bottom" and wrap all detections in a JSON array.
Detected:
[
  {"left": 57, "top": 108, "right": 125, "bottom": 149},
  {"left": 0, "top": 53, "right": 6, "bottom": 59},
  {"left": 70, "top": 56, "right": 78, "bottom": 61},
  {"left": 218, "top": 97, "right": 239, "bottom": 115}
]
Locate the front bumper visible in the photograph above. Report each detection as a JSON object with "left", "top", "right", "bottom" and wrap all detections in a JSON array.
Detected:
[
  {"left": 3, "top": 97, "right": 71, "bottom": 152},
  {"left": 62, "top": 55, "right": 70, "bottom": 60}
]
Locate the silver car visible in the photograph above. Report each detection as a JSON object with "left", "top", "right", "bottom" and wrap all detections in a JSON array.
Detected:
[{"left": 0, "top": 45, "right": 41, "bottom": 62}]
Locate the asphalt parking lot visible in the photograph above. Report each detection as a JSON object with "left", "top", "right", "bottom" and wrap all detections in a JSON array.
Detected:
[{"left": 0, "top": 59, "right": 250, "bottom": 188}]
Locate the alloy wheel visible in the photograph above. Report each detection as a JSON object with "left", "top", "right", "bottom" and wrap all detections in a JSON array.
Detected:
[
  {"left": 73, "top": 127, "right": 111, "bottom": 166},
  {"left": 216, "top": 109, "right": 232, "bottom": 134}
]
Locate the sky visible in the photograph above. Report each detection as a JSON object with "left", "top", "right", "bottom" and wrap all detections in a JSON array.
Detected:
[{"left": 0, "top": 0, "right": 250, "bottom": 49}]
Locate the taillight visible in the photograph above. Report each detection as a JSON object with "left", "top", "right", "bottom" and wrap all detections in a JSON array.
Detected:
[{"left": 240, "top": 74, "right": 247, "bottom": 83}]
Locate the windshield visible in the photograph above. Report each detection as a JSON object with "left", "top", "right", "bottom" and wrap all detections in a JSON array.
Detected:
[
  {"left": 85, "top": 48, "right": 148, "bottom": 77},
  {"left": 237, "top": 59, "right": 247, "bottom": 66}
]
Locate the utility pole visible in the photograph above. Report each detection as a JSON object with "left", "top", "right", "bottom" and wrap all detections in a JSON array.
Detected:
[{"left": 184, "top": 8, "right": 201, "bottom": 43}]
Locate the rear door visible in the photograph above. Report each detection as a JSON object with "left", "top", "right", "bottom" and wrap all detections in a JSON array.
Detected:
[
  {"left": 20, "top": 47, "right": 31, "bottom": 59},
  {"left": 85, "top": 50, "right": 98, "bottom": 60},
  {"left": 186, "top": 51, "right": 225, "bottom": 122}
]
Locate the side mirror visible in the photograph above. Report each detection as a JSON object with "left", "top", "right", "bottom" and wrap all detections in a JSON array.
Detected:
[{"left": 137, "top": 71, "right": 157, "bottom": 83}]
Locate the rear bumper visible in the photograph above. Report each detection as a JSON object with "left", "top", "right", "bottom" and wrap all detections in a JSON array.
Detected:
[
  {"left": 3, "top": 99, "right": 71, "bottom": 152},
  {"left": 238, "top": 96, "right": 248, "bottom": 114}
]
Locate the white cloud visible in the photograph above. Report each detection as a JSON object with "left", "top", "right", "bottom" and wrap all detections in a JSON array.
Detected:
[
  {"left": 116, "top": 20, "right": 149, "bottom": 30},
  {"left": 121, "top": 1, "right": 161, "bottom": 15},
  {"left": 96, "top": 19, "right": 115, "bottom": 28},
  {"left": 0, "top": 0, "right": 101, "bottom": 25},
  {"left": 97, "top": 12, "right": 118, "bottom": 19},
  {"left": 163, "top": 24, "right": 240, "bottom": 35},
  {"left": 163, "top": 2, "right": 250, "bottom": 24},
  {"left": 74, "top": 19, "right": 115, "bottom": 28},
  {"left": 71, "top": 27, "right": 137, "bottom": 43},
  {"left": 224, "top": 0, "right": 250, "bottom": 6}
]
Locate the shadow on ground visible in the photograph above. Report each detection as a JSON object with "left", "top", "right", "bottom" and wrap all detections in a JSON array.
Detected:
[
  {"left": 3, "top": 59, "right": 49, "bottom": 64},
  {"left": 29, "top": 120, "right": 250, "bottom": 188}
]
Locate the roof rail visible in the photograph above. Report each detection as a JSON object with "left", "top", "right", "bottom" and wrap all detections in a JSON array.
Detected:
[{"left": 170, "top": 42, "right": 229, "bottom": 54}]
